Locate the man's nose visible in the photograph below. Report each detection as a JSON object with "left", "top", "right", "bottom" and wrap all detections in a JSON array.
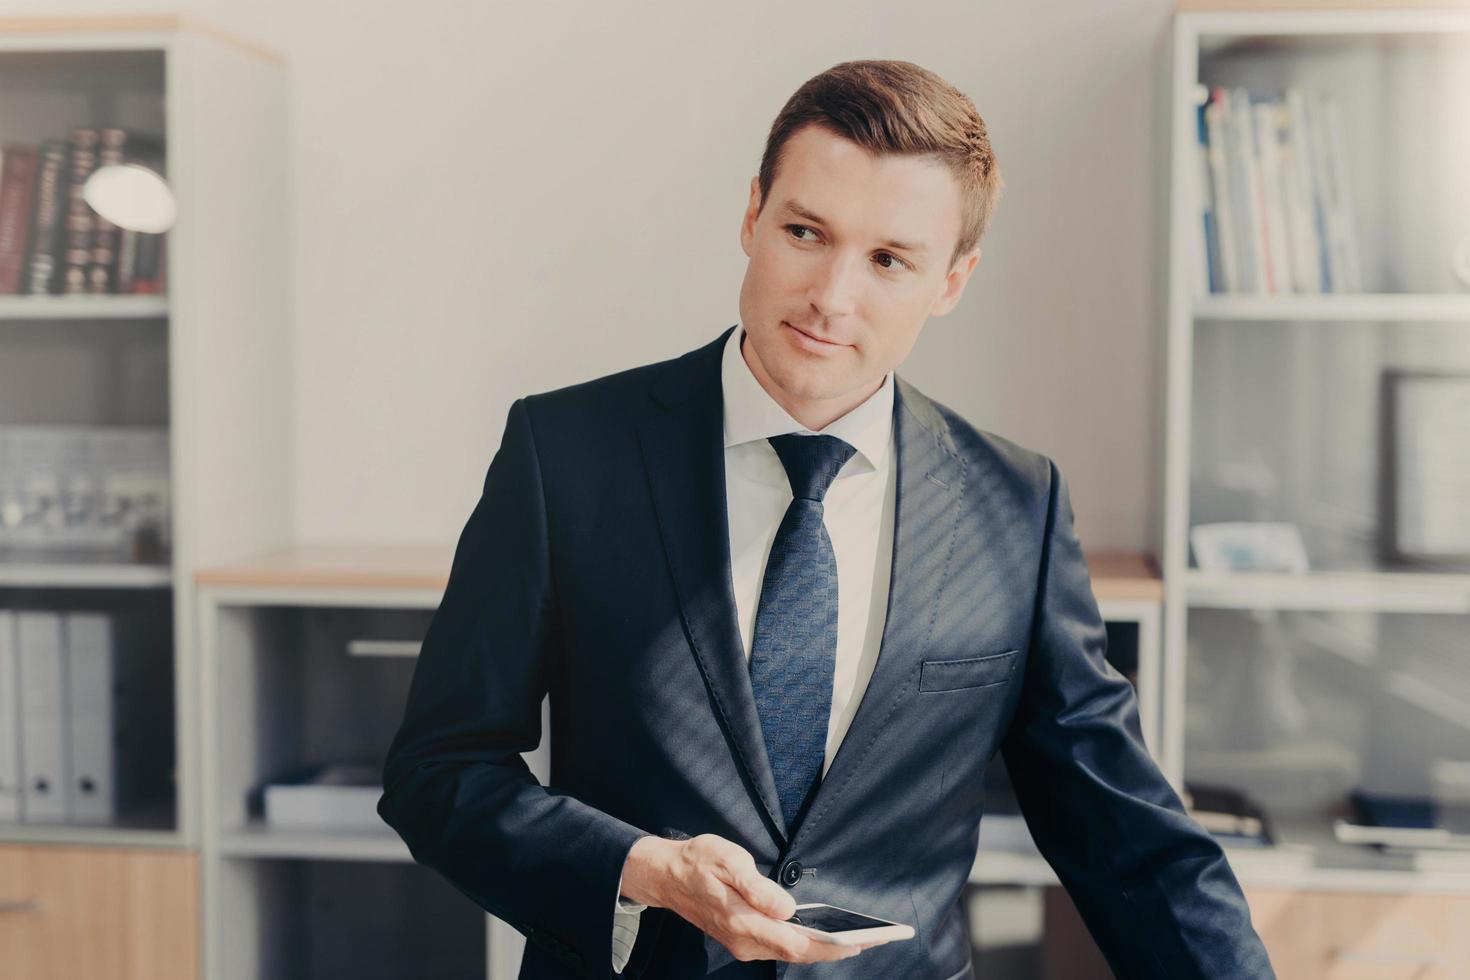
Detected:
[{"left": 805, "top": 250, "right": 861, "bottom": 319}]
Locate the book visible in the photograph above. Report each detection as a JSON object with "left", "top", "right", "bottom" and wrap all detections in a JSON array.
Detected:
[
  {"left": 1408, "top": 849, "right": 1470, "bottom": 872},
  {"left": 0, "top": 144, "right": 39, "bottom": 294},
  {"left": 1228, "top": 87, "right": 1267, "bottom": 293},
  {"left": 1204, "top": 88, "right": 1240, "bottom": 293},
  {"left": 119, "top": 134, "right": 167, "bottom": 294},
  {"left": 1317, "top": 93, "right": 1362, "bottom": 292},
  {"left": 63, "top": 608, "right": 171, "bottom": 825},
  {"left": 1184, "top": 780, "right": 1275, "bottom": 847},
  {"left": 1252, "top": 101, "right": 1293, "bottom": 296},
  {"left": 65, "top": 612, "right": 118, "bottom": 824},
  {"left": 1194, "top": 93, "right": 1219, "bottom": 296},
  {"left": 91, "top": 129, "right": 165, "bottom": 294},
  {"left": 1279, "top": 92, "right": 1323, "bottom": 293},
  {"left": 87, "top": 128, "right": 127, "bottom": 294},
  {"left": 61, "top": 127, "right": 100, "bottom": 296},
  {"left": 21, "top": 140, "right": 70, "bottom": 295},
  {"left": 1349, "top": 788, "right": 1437, "bottom": 829},
  {"left": 0, "top": 611, "right": 21, "bottom": 821},
  {"left": 17, "top": 611, "right": 69, "bottom": 824}
]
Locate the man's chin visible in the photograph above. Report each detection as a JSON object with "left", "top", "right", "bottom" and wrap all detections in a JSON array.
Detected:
[{"left": 768, "top": 370, "right": 859, "bottom": 405}]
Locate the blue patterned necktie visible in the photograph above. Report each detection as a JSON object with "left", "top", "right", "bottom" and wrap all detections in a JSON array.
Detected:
[{"left": 748, "top": 432, "right": 858, "bottom": 829}]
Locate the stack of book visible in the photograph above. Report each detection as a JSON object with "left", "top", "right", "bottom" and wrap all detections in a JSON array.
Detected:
[
  {"left": 0, "top": 126, "right": 168, "bottom": 297},
  {"left": 1183, "top": 781, "right": 1276, "bottom": 848},
  {"left": 1193, "top": 86, "right": 1362, "bottom": 296},
  {"left": 1335, "top": 788, "right": 1470, "bottom": 872}
]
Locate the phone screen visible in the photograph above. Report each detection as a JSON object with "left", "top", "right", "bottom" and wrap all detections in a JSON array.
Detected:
[{"left": 785, "top": 906, "right": 892, "bottom": 933}]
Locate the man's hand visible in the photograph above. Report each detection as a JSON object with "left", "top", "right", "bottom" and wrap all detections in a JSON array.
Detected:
[{"left": 620, "top": 834, "right": 887, "bottom": 964}]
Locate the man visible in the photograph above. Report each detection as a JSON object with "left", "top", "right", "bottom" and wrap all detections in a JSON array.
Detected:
[{"left": 378, "top": 60, "right": 1276, "bottom": 979}]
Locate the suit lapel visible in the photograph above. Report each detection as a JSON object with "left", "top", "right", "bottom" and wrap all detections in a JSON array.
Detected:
[
  {"left": 637, "top": 326, "right": 790, "bottom": 844},
  {"left": 791, "top": 375, "right": 964, "bottom": 843},
  {"left": 636, "top": 327, "right": 966, "bottom": 849}
]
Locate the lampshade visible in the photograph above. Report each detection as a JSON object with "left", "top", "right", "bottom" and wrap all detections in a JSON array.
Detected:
[{"left": 82, "top": 163, "right": 177, "bottom": 234}]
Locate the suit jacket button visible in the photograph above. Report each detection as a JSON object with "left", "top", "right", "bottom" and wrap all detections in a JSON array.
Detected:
[{"left": 780, "top": 860, "right": 803, "bottom": 887}]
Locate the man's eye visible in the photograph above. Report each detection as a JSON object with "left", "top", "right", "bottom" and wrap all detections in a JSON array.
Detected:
[{"left": 786, "top": 224, "right": 906, "bottom": 272}]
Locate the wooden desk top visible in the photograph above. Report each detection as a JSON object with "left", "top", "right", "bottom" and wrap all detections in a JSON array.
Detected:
[
  {"left": 193, "top": 544, "right": 455, "bottom": 591},
  {"left": 1086, "top": 550, "right": 1164, "bottom": 603},
  {"left": 196, "top": 544, "right": 1162, "bottom": 602}
]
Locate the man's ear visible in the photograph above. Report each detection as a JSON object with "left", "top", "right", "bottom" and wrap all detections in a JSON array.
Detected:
[
  {"left": 739, "top": 176, "right": 762, "bottom": 257},
  {"left": 930, "top": 248, "right": 981, "bottom": 317}
]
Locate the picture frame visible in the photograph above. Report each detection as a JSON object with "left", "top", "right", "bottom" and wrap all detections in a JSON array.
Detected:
[
  {"left": 1379, "top": 370, "right": 1470, "bottom": 567},
  {"left": 1189, "top": 521, "right": 1310, "bottom": 574}
]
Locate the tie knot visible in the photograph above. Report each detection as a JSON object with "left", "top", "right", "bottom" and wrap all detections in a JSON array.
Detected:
[{"left": 768, "top": 433, "right": 857, "bottom": 502}]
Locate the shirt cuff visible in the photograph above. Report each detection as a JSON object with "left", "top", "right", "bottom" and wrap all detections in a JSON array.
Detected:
[{"left": 612, "top": 836, "right": 650, "bottom": 972}]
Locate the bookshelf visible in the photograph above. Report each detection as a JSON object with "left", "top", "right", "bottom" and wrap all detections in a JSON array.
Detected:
[
  {"left": 0, "top": 14, "right": 288, "bottom": 980},
  {"left": 194, "top": 547, "right": 537, "bottom": 980},
  {"left": 1164, "top": 0, "right": 1470, "bottom": 920}
]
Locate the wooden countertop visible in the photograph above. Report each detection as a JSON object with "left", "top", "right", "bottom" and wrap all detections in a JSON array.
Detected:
[
  {"left": 193, "top": 545, "right": 455, "bottom": 591},
  {"left": 1086, "top": 550, "right": 1164, "bottom": 603},
  {"left": 195, "top": 544, "right": 1162, "bottom": 602}
]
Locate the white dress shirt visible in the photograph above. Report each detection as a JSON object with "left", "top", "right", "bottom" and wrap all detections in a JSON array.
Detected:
[{"left": 611, "top": 323, "right": 897, "bottom": 972}]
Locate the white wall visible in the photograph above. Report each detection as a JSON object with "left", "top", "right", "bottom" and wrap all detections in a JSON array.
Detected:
[{"left": 8, "top": 0, "right": 1176, "bottom": 555}]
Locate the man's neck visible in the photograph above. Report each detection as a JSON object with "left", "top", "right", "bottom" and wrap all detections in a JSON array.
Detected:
[{"left": 740, "top": 331, "right": 882, "bottom": 432}]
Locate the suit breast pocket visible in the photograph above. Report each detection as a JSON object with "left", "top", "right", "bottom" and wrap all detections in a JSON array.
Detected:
[{"left": 918, "top": 649, "right": 1020, "bottom": 693}]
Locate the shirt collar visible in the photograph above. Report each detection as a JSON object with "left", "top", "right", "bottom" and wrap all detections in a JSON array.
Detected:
[{"left": 721, "top": 322, "right": 893, "bottom": 474}]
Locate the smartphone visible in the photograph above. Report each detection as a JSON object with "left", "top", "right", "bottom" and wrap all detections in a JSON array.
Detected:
[{"left": 784, "top": 902, "right": 916, "bottom": 946}]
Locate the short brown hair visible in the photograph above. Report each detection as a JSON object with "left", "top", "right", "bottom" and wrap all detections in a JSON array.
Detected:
[{"left": 756, "top": 60, "right": 1003, "bottom": 270}]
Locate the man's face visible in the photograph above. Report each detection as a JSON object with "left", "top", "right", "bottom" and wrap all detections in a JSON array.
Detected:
[{"left": 737, "top": 123, "right": 981, "bottom": 425}]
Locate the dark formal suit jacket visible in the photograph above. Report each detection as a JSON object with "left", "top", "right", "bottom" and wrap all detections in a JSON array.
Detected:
[{"left": 377, "top": 324, "right": 1276, "bottom": 980}]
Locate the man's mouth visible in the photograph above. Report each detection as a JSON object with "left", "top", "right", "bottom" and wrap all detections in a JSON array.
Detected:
[{"left": 784, "top": 321, "right": 843, "bottom": 346}]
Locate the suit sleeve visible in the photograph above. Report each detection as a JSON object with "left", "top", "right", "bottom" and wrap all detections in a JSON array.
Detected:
[
  {"left": 998, "top": 458, "right": 1276, "bottom": 979},
  {"left": 377, "top": 397, "right": 649, "bottom": 979}
]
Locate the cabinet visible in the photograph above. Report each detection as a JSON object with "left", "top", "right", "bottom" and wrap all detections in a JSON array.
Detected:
[
  {"left": 1164, "top": 5, "right": 1470, "bottom": 902},
  {"left": 0, "top": 843, "right": 199, "bottom": 980},
  {"left": 195, "top": 547, "right": 537, "bottom": 980}
]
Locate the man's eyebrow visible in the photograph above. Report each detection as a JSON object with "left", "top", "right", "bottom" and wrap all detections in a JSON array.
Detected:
[{"left": 778, "top": 199, "right": 930, "bottom": 255}]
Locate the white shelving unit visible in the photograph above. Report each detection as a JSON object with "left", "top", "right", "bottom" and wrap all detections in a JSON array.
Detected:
[
  {"left": 0, "top": 16, "right": 291, "bottom": 861},
  {"left": 1193, "top": 292, "right": 1470, "bottom": 322},
  {"left": 195, "top": 547, "right": 540, "bottom": 980},
  {"left": 0, "top": 15, "right": 290, "bottom": 980},
  {"left": 1163, "top": 7, "right": 1470, "bottom": 905},
  {"left": 193, "top": 548, "right": 1160, "bottom": 978},
  {"left": 969, "top": 553, "right": 1164, "bottom": 887},
  {"left": 0, "top": 293, "right": 170, "bottom": 318}
]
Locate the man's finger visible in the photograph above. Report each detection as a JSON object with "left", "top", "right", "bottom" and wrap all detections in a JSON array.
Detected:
[
  {"left": 720, "top": 894, "right": 870, "bottom": 963},
  {"left": 742, "top": 869, "right": 797, "bottom": 920},
  {"left": 738, "top": 912, "right": 817, "bottom": 961},
  {"left": 718, "top": 861, "right": 796, "bottom": 921}
]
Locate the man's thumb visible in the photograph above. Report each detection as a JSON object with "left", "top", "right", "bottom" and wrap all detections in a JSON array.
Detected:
[{"left": 748, "top": 873, "right": 797, "bottom": 919}]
